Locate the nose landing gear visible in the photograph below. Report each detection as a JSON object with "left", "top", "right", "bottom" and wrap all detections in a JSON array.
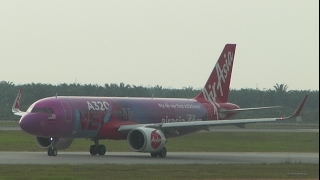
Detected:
[
  {"left": 47, "top": 137, "right": 57, "bottom": 156},
  {"left": 47, "top": 148, "right": 57, "bottom": 156}
]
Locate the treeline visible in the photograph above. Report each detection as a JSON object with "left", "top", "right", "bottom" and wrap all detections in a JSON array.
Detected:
[{"left": 0, "top": 81, "right": 318, "bottom": 122}]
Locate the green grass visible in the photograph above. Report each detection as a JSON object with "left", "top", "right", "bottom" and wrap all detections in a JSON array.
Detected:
[
  {"left": 0, "top": 130, "right": 318, "bottom": 179},
  {"left": 0, "top": 164, "right": 318, "bottom": 180},
  {"left": 0, "top": 121, "right": 19, "bottom": 126},
  {"left": 0, "top": 130, "right": 318, "bottom": 152}
]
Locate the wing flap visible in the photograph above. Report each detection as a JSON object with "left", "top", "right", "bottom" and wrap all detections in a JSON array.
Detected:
[{"left": 220, "top": 106, "right": 281, "bottom": 113}]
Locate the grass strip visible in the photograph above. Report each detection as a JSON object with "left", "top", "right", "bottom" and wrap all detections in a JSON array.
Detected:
[
  {"left": 0, "top": 131, "right": 318, "bottom": 152},
  {"left": 0, "top": 164, "right": 318, "bottom": 180}
]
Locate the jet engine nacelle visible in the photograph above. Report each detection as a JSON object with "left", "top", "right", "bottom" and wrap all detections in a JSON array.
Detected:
[
  {"left": 36, "top": 137, "right": 74, "bottom": 150},
  {"left": 127, "top": 127, "right": 166, "bottom": 153}
]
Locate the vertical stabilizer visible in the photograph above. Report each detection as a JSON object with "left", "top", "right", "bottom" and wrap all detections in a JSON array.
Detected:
[
  {"left": 194, "top": 44, "right": 236, "bottom": 103},
  {"left": 12, "top": 89, "right": 22, "bottom": 112}
]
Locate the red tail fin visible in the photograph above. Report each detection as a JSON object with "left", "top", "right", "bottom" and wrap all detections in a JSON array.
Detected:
[
  {"left": 194, "top": 44, "right": 236, "bottom": 103},
  {"left": 12, "top": 89, "right": 22, "bottom": 112}
]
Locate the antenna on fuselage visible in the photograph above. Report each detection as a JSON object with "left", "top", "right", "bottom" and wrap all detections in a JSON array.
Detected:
[{"left": 55, "top": 92, "right": 58, "bottom": 98}]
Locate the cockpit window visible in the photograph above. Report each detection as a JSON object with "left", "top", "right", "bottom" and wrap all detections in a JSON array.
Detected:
[
  {"left": 31, "top": 107, "right": 54, "bottom": 114},
  {"left": 31, "top": 108, "right": 43, "bottom": 113},
  {"left": 43, "top": 108, "right": 54, "bottom": 114}
]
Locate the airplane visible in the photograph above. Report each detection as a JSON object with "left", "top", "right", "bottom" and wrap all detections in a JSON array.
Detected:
[{"left": 12, "top": 44, "right": 308, "bottom": 157}]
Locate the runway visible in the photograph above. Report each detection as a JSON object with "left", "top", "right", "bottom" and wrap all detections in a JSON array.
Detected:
[{"left": 0, "top": 151, "right": 318, "bottom": 165}]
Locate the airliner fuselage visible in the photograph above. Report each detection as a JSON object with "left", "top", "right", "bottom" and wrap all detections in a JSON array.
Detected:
[{"left": 19, "top": 97, "right": 239, "bottom": 139}]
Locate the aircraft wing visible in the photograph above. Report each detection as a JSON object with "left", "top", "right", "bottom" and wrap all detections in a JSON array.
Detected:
[
  {"left": 12, "top": 89, "right": 27, "bottom": 116},
  {"left": 118, "top": 95, "right": 308, "bottom": 134}
]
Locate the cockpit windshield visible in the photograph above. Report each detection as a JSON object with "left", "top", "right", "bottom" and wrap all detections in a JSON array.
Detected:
[{"left": 30, "top": 107, "right": 54, "bottom": 114}]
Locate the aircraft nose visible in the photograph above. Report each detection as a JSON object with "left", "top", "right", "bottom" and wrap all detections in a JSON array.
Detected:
[{"left": 19, "top": 114, "right": 40, "bottom": 135}]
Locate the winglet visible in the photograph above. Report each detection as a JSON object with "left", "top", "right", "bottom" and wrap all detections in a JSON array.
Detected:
[
  {"left": 277, "top": 95, "right": 308, "bottom": 120},
  {"left": 12, "top": 89, "right": 26, "bottom": 116}
]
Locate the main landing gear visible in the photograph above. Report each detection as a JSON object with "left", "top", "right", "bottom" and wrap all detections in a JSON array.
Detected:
[
  {"left": 150, "top": 147, "right": 167, "bottom": 158},
  {"left": 89, "top": 139, "right": 106, "bottom": 155}
]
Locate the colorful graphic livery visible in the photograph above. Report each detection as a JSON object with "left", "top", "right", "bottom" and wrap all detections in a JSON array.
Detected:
[{"left": 12, "top": 44, "right": 308, "bottom": 157}]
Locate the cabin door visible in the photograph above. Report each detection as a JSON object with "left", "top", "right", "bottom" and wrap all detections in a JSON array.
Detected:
[
  {"left": 60, "top": 101, "right": 72, "bottom": 122},
  {"left": 202, "top": 103, "right": 215, "bottom": 120}
]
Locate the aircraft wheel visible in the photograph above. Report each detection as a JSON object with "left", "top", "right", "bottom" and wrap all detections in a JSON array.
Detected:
[
  {"left": 47, "top": 149, "right": 53, "bottom": 156},
  {"left": 90, "top": 145, "right": 98, "bottom": 155},
  {"left": 158, "top": 147, "right": 167, "bottom": 158},
  {"left": 52, "top": 149, "right": 58, "bottom": 156},
  {"left": 97, "top": 145, "right": 106, "bottom": 155},
  {"left": 150, "top": 152, "right": 158, "bottom": 157},
  {"left": 47, "top": 149, "right": 58, "bottom": 156}
]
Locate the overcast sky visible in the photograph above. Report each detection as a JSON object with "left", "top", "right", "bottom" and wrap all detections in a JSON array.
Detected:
[{"left": 1, "top": 0, "right": 318, "bottom": 91}]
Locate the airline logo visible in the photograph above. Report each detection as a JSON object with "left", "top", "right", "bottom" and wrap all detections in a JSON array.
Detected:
[
  {"left": 151, "top": 131, "right": 162, "bottom": 149},
  {"left": 203, "top": 51, "right": 234, "bottom": 102}
]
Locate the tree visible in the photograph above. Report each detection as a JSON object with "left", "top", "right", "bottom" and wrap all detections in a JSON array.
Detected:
[{"left": 273, "top": 83, "right": 288, "bottom": 94}]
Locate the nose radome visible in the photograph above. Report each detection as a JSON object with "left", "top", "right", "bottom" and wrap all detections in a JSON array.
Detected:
[
  {"left": 19, "top": 114, "right": 38, "bottom": 135},
  {"left": 19, "top": 115, "right": 29, "bottom": 133}
]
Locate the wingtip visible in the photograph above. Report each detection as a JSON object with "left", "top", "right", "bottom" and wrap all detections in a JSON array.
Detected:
[
  {"left": 293, "top": 95, "right": 308, "bottom": 116},
  {"left": 278, "top": 95, "right": 308, "bottom": 120}
]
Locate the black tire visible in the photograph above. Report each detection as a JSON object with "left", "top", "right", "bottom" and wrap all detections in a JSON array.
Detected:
[
  {"left": 52, "top": 149, "right": 58, "bottom": 156},
  {"left": 47, "top": 149, "right": 53, "bottom": 156},
  {"left": 150, "top": 152, "right": 158, "bottom": 157},
  {"left": 90, "top": 145, "right": 98, "bottom": 155},
  {"left": 158, "top": 147, "right": 167, "bottom": 158},
  {"left": 97, "top": 145, "right": 106, "bottom": 155}
]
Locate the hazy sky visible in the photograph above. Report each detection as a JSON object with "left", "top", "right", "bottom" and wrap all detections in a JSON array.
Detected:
[{"left": 1, "top": 0, "right": 319, "bottom": 91}]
